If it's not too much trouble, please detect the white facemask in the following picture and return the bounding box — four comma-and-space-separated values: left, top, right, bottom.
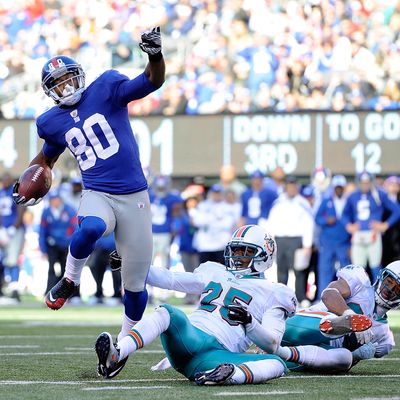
61, 83, 82, 106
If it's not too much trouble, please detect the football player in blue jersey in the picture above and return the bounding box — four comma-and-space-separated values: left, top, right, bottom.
13, 27, 165, 342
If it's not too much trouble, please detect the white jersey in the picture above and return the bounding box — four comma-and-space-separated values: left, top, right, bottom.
188, 262, 297, 353
312, 265, 395, 355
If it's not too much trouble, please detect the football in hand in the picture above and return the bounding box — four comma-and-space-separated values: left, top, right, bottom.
18, 164, 52, 201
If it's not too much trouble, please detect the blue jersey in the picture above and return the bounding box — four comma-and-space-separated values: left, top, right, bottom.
172, 212, 197, 253
150, 192, 183, 234
342, 189, 400, 231
315, 196, 350, 245
39, 204, 77, 252
0, 185, 18, 228
241, 187, 277, 224
37, 70, 157, 194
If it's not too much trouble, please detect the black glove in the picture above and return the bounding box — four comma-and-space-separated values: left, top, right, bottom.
139, 26, 162, 60
109, 250, 122, 272
12, 181, 42, 206
227, 303, 252, 325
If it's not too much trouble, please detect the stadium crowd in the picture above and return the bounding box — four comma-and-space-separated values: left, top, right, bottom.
1, 165, 399, 307
1, 0, 400, 118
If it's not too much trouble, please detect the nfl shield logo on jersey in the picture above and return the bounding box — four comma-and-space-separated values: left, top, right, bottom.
70, 110, 80, 122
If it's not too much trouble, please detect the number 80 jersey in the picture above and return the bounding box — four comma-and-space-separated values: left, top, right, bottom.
36, 70, 157, 194
189, 262, 297, 354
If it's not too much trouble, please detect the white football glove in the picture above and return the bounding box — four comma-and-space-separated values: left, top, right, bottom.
139, 27, 162, 56
355, 327, 374, 345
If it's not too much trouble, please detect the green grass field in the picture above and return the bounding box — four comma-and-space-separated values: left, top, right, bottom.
0, 302, 399, 400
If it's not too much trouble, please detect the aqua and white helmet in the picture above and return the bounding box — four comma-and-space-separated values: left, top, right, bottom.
374, 260, 400, 310
224, 225, 276, 276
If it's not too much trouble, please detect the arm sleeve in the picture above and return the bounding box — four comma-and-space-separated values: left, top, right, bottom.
336, 266, 369, 297
36, 119, 66, 158
146, 265, 205, 294
245, 308, 286, 354
113, 72, 157, 107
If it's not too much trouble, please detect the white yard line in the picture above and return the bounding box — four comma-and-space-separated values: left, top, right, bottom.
1, 375, 400, 386
0, 350, 165, 356
0, 352, 92, 356
215, 391, 304, 396
82, 386, 172, 391
0, 345, 39, 348
0, 379, 186, 386
283, 375, 400, 379
0, 335, 94, 339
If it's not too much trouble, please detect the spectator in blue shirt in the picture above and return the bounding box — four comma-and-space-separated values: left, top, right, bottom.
240, 170, 278, 226
342, 171, 400, 282
149, 175, 183, 269
39, 190, 78, 295
171, 196, 199, 305
315, 175, 351, 298
0, 172, 25, 302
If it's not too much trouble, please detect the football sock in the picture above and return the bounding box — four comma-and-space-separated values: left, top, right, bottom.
118, 307, 170, 360
228, 360, 285, 384
64, 252, 88, 285
66, 216, 106, 285
117, 315, 136, 343
279, 345, 352, 371
117, 289, 148, 341
123, 289, 148, 321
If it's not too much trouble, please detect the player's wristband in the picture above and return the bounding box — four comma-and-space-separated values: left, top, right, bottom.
149, 52, 163, 62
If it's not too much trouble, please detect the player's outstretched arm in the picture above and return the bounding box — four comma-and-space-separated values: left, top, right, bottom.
140, 26, 165, 88
147, 265, 205, 294
321, 279, 352, 315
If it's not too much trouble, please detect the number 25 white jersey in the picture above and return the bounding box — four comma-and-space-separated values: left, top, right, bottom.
188, 262, 297, 353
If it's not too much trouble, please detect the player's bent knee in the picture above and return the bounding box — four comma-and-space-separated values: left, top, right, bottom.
79, 216, 107, 240
154, 306, 171, 329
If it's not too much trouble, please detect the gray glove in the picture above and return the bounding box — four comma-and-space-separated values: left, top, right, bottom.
139, 27, 162, 56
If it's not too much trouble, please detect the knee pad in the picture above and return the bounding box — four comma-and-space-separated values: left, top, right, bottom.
70, 216, 107, 259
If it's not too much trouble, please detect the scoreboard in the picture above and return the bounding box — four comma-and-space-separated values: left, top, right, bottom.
0, 110, 399, 177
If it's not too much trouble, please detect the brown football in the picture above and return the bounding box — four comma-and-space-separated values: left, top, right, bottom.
18, 164, 52, 200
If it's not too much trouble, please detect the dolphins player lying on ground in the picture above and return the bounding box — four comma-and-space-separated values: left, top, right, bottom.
273, 262, 399, 372
96, 225, 298, 385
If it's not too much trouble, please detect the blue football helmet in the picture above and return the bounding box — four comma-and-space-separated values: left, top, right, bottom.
224, 225, 276, 276
41, 56, 85, 106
